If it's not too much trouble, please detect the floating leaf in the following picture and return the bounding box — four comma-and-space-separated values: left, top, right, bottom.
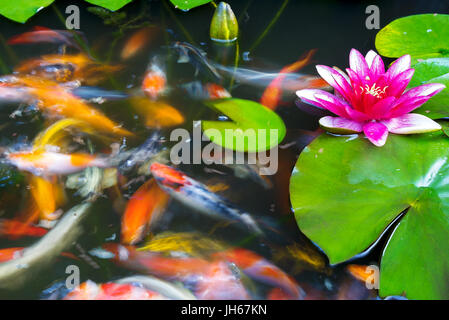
0, 0, 55, 23
84, 0, 133, 11
202, 98, 286, 152
376, 14, 449, 59
290, 132, 449, 299
169, 0, 212, 11
407, 58, 449, 119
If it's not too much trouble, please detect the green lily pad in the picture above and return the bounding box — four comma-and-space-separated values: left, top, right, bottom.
375, 14, 449, 59
84, 0, 133, 11
169, 0, 212, 11
0, 0, 54, 23
202, 98, 286, 152
290, 132, 449, 299
403, 57, 449, 119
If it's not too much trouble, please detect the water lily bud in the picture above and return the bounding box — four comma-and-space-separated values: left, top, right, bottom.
210, 2, 238, 43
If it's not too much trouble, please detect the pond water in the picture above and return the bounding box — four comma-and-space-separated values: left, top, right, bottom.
0, 0, 447, 300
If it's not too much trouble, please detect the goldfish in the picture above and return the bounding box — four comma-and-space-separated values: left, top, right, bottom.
130, 97, 184, 128
150, 163, 263, 235
121, 27, 155, 60
121, 178, 169, 245
195, 261, 250, 300
64, 280, 167, 300
0, 219, 48, 239
212, 248, 305, 300
7, 150, 109, 176
142, 64, 167, 99
16, 76, 132, 136
8, 26, 81, 49
260, 50, 316, 110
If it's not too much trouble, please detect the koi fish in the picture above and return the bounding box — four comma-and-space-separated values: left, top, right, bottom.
121, 27, 155, 60
267, 288, 297, 300
15, 53, 121, 84
64, 280, 167, 300
7, 150, 109, 176
0, 219, 48, 239
195, 261, 250, 300
121, 178, 169, 245
16, 76, 132, 136
213, 63, 328, 92
0, 247, 23, 263
130, 97, 184, 128
347, 264, 376, 284
150, 162, 263, 235
8, 26, 81, 49
260, 50, 316, 109
30, 176, 65, 220
142, 64, 167, 99
212, 248, 305, 299
102, 243, 210, 281
181, 81, 231, 100
171, 42, 221, 80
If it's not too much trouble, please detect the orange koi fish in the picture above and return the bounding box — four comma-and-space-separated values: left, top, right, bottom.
121, 178, 169, 245
260, 50, 316, 110
130, 97, 184, 128
121, 27, 155, 60
195, 261, 250, 300
64, 280, 166, 300
102, 243, 210, 280
17, 77, 132, 136
205, 83, 231, 99
212, 248, 304, 299
30, 176, 65, 221
0, 219, 48, 239
347, 264, 375, 283
0, 247, 23, 263
142, 65, 166, 99
8, 26, 81, 49
7, 150, 109, 176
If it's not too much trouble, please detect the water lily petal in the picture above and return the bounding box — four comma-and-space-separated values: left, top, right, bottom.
387, 69, 415, 97
388, 83, 446, 117
386, 54, 411, 79
316, 65, 353, 103
365, 50, 385, 77
344, 106, 370, 122
349, 49, 370, 80
296, 89, 349, 118
382, 113, 441, 134
319, 116, 363, 134
363, 121, 389, 147
369, 96, 396, 119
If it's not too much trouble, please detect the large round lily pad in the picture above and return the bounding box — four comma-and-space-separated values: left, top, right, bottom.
289, 132, 449, 299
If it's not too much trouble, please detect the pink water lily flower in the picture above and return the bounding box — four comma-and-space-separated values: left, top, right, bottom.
296, 49, 446, 146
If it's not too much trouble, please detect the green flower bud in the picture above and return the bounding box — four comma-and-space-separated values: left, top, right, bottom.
210, 2, 238, 43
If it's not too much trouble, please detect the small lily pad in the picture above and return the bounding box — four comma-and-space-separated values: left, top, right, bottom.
169, 0, 212, 11
84, 0, 133, 11
290, 132, 449, 299
0, 0, 55, 23
202, 98, 286, 152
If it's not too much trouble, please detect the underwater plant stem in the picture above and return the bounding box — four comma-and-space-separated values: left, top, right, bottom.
248, 0, 289, 53
0, 33, 18, 66
162, 0, 197, 46
228, 40, 240, 90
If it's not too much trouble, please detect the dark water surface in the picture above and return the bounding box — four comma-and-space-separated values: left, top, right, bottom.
0, 0, 447, 299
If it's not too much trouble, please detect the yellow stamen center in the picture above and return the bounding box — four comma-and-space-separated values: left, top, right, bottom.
360, 83, 388, 98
